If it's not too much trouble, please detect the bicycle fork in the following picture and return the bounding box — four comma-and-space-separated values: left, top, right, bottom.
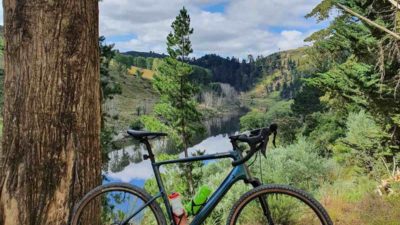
248, 179, 275, 225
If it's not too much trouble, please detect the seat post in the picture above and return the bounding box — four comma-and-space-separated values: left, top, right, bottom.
140, 138, 155, 163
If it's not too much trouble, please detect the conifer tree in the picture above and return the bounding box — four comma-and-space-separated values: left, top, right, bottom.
150, 7, 203, 194
306, 0, 400, 169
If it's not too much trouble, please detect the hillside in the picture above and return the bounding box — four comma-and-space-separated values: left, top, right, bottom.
108, 47, 310, 133
241, 47, 309, 111
103, 60, 158, 132
123, 50, 167, 59
127, 66, 155, 80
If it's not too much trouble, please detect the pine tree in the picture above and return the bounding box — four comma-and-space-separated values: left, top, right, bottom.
167, 7, 193, 61
147, 7, 203, 194
306, 0, 400, 170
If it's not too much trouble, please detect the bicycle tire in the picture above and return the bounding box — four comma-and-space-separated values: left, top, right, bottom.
70, 182, 167, 225
227, 184, 333, 225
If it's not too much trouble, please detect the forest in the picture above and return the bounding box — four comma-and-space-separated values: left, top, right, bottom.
0, 0, 400, 225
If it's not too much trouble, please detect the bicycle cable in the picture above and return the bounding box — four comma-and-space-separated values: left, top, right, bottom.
247, 151, 264, 183
259, 151, 263, 183
247, 150, 258, 167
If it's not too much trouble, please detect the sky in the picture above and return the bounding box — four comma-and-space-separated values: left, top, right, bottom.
99, 0, 328, 58
0, 0, 329, 59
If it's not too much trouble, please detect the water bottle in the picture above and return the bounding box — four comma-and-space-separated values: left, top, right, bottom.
168, 192, 187, 225
185, 185, 212, 216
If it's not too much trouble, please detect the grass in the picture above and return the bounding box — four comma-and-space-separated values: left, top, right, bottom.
316, 173, 400, 225
127, 66, 155, 80
104, 68, 158, 131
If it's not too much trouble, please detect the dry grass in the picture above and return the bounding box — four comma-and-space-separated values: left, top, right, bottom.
319, 179, 400, 225
127, 66, 155, 80
104, 72, 158, 131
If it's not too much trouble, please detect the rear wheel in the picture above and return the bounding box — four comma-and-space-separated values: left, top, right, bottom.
71, 183, 166, 225
227, 185, 332, 225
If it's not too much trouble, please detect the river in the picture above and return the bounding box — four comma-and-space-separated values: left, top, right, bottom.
103, 113, 243, 186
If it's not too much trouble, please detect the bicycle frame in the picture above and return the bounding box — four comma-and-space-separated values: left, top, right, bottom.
121, 150, 255, 225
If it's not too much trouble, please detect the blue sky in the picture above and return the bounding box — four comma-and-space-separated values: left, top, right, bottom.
201, 2, 227, 13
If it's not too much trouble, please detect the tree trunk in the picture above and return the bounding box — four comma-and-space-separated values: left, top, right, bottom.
0, 1, 101, 225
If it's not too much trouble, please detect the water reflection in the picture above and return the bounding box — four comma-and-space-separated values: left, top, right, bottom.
105, 112, 244, 182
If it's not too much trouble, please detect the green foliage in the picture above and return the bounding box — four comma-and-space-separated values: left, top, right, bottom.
305, 0, 335, 21
139, 9, 204, 195
100, 36, 122, 100
306, 0, 400, 159
144, 151, 206, 206
167, 7, 193, 60
145, 7, 203, 162
239, 111, 265, 130
303, 111, 346, 156
333, 110, 390, 175
113, 53, 133, 67
99, 37, 123, 168
192, 54, 262, 91
240, 100, 292, 131
291, 84, 324, 117
139, 115, 180, 144
240, 99, 298, 144
151, 58, 203, 149
189, 65, 212, 86
308, 57, 380, 108
259, 138, 336, 192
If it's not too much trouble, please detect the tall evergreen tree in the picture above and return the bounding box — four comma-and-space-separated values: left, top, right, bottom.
148, 7, 203, 194
306, 0, 400, 169
167, 7, 193, 61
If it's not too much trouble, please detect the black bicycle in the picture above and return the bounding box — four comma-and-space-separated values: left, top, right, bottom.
71, 124, 333, 225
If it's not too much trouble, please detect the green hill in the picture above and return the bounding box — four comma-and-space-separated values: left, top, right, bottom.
242, 47, 309, 112
123, 50, 167, 59
103, 60, 158, 132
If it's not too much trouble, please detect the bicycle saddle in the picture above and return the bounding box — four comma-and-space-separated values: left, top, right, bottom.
127, 130, 168, 140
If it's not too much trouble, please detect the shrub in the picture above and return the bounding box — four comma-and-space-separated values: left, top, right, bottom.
257, 138, 336, 192
333, 110, 389, 175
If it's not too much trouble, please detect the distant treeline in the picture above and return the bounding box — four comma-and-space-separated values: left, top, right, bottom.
116, 50, 303, 92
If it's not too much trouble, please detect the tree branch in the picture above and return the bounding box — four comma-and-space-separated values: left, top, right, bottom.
336, 3, 400, 40
388, 0, 400, 10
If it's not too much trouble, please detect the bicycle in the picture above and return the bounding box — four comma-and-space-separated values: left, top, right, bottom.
71, 124, 333, 225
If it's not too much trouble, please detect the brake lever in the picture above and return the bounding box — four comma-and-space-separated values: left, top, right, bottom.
260, 138, 268, 157
260, 124, 278, 157
270, 123, 278, 148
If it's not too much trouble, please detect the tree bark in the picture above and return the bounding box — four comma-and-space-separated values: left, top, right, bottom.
0, 1, 101, 225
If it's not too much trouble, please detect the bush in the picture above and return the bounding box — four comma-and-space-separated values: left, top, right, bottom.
333, 110, 389, 175
303, 111, 346, 157
240, 100, 293, 130
240, 110, 265, 130
258, 138, 336, 192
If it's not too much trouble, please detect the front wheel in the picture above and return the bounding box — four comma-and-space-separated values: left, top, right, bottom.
227, 184, 333, 225
70, 183, 166, 225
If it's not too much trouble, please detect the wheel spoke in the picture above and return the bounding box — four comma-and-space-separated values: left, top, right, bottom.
71, 185, 164, 225
229, 186, 332, 225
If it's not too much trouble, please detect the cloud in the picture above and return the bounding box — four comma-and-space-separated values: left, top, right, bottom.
0, 6, 3, 25
99, 0, 325, 58
277, 30, 309, 51
0, 1, 325, 58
